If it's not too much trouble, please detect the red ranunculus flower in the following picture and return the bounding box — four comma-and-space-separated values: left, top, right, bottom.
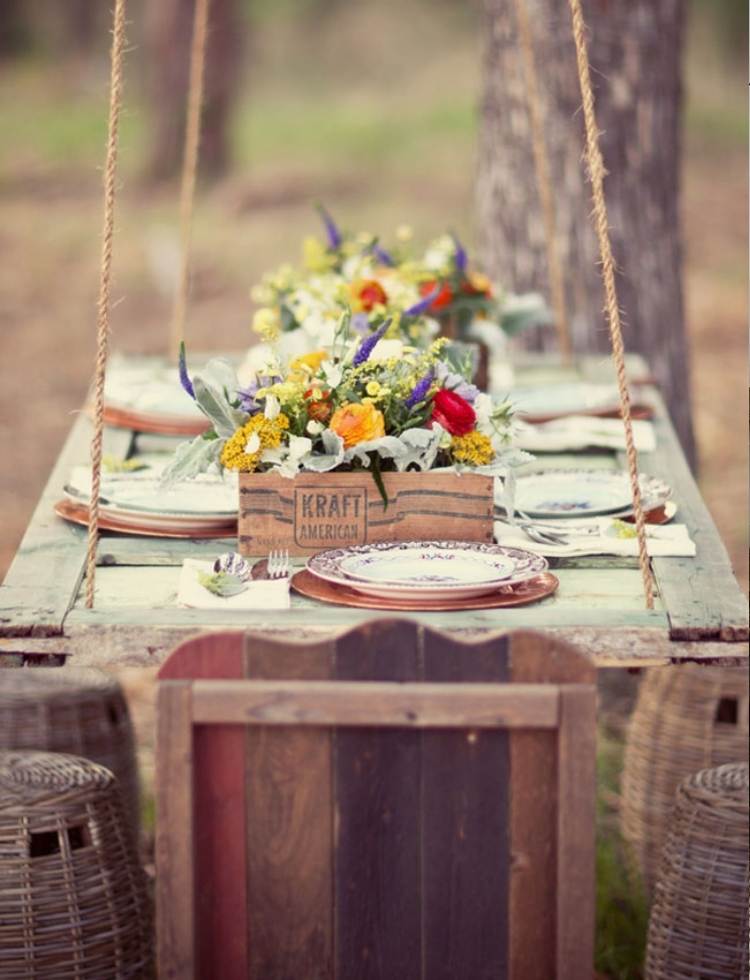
420, 279, 454, 312
351, 279, 388, 312
431, 388, 476, 436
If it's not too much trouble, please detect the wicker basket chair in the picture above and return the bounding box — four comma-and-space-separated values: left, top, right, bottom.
621, 664, 749, 894
646, 763, 749, 980
0, 750, 153, 979
0, 667, 140, 832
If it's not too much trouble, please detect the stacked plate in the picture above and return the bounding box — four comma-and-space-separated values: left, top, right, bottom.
503, 383, 652, 424
56, 465, 237, 538
102, 356, 210, 436
510, 469, 672, 520
304, 540, 550, 605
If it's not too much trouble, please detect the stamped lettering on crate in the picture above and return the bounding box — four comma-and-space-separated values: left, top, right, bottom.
294, 486, 368, 546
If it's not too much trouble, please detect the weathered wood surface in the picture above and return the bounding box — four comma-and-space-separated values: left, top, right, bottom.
0, 354, 746, 667
626, 389, 748, 642
154, 624, 598, 979
0, 417, 133, 637
239, 471, 493, 556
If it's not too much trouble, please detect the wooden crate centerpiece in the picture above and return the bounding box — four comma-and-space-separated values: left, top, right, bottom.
238, 470, 494, 557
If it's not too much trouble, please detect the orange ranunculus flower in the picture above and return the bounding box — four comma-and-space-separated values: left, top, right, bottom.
289, 350, 327, 380
329, 402, 385, 448
350, 278, 388, 313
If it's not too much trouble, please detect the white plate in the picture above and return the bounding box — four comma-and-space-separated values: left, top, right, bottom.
65, 465, 238, 519
308, 541, 548, 600
509, 383, 620, 418
514, 470, 635, 518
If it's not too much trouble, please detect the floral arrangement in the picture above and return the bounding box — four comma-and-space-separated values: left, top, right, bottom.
244, 207, 547, 377
167, 319, 528, 502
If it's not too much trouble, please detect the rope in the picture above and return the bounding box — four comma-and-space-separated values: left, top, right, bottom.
511, 0, 572, 359
169, 0, 211, 361
85, 0, 127, 609
567, 0, 655, 608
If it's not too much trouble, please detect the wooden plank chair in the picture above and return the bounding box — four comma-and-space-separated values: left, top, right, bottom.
155, 621, 597, 980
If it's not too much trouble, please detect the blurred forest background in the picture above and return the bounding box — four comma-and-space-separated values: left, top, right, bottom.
0, 0, 746, 592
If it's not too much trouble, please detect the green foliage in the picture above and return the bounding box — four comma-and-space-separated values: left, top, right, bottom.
595, 726, 649, 980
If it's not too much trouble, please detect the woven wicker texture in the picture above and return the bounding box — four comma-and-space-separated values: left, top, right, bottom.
0, 751, 153, 979
621, 665, 749, 894
646, 763, 749, 979
0, 667, 140, 832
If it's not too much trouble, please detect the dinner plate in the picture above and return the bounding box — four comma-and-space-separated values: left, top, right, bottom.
307, 541, 548, 600
510, 383, 620, 417
64, 466, 238, 520
514, 470, 636, 518
54, 499, 237, 539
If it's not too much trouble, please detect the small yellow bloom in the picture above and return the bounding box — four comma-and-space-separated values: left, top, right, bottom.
329, 402, 385, 448
252, 307, 281, 342
365, 381, 382, 397
450, 431, 494, 466
220, 414, 290, 472
302, 236, 336, 272
289, 350, 327, 381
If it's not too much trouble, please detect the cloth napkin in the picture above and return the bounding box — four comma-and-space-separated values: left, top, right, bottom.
494, 519, 696, 559
514, 417, 656, 454
177, 559, 291, 610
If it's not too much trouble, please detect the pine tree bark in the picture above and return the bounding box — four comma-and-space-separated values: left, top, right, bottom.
477, 0, 695, 464
144, 0, 243, 182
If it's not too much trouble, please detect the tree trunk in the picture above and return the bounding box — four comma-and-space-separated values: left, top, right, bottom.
144, 0, 244, 182
477, 0, 695, 464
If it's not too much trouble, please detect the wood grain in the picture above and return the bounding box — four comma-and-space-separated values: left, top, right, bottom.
421, 629, 512, 980
155, 679, 195, 980
625, 389, 749, 641
556, 685, 597, 980
244, 634, 335, 980
507, 631, 596, 980
158, 632, 249, 980
0, 416, 133, 637
239, 471, 493, 556
333, 619, 422, 980
190, 678, 560, 728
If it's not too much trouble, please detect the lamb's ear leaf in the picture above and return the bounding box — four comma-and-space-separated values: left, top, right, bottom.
161, 435, 224, 485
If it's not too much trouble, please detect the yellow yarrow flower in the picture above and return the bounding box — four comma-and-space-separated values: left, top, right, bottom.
302, 236, 336, 272
220, 414, 290, 472
450, 431, 494, 466
252, 307, 281, 342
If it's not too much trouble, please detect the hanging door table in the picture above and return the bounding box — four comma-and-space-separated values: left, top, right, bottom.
0, 353, 746, 670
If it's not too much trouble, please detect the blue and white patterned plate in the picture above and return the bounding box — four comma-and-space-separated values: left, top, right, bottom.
515, 469, 636, 518
307, 541, 548, 600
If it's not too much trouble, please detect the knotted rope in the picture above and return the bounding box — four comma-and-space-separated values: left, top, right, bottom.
85, 0, 127, 609
511, 0, 571, 359
567, 0, 654, 608
169, 0, 211, 361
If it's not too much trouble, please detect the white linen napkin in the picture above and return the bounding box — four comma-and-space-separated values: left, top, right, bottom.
177, 559, 291, 610
494, 519, 696, 558
514, 417, 656, 454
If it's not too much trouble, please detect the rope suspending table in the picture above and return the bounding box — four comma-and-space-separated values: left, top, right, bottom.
0, 353, 745, 671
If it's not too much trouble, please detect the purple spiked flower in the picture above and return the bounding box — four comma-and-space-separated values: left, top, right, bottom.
367, 240, 395, 267
404, 285, 440, 318
352, 319, 391, 367
178, 341, 195, 400
451, 232, 468, 273
315, 203, 342, 250
405, 370, 434, 409
237, 374, 280, 415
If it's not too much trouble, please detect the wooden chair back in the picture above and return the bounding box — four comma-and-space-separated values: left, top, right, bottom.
156, 620, 596, 980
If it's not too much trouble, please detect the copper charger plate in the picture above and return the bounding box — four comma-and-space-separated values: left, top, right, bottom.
100, 404, 209, 437
292, 568, 559, 611
54, 499, 236, 540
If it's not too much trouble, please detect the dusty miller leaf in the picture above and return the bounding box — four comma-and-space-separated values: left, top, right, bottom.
197, 571, 247, 598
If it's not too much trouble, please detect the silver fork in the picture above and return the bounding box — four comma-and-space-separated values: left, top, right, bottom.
267, 548, 290, 580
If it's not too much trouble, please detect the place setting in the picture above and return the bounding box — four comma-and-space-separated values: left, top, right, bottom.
493, 468, 695, 559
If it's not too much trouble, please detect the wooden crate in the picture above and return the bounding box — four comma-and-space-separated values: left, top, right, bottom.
238, 470, 494, 556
